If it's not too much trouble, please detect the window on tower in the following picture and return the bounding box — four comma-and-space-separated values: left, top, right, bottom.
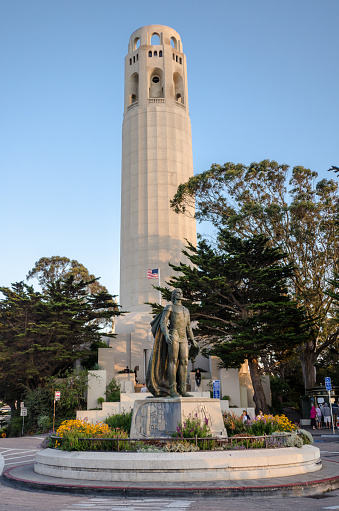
159, 50, 162, 57
148, 51, 152, 57
154, 51, 157, 57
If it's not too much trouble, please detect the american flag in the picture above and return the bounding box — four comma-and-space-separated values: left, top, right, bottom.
147, 268, 159, 280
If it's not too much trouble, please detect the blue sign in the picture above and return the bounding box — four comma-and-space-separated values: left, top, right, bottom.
213, 380, 220, 399
325, 377, 332, 391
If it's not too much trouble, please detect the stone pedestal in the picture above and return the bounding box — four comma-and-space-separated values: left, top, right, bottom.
130, 397, 227, 439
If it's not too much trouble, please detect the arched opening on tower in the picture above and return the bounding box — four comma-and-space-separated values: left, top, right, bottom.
170, 37, 177, 49
133, 37, 140, 50
129, 72, 139, 104
149, 68, 164, 99
173, 72, 184, 104
151, 33, 160, 45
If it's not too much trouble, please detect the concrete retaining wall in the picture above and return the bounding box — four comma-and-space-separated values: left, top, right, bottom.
35, 446, 321, 483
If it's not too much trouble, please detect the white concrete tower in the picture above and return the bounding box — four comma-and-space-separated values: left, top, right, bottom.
120, 25, 196, 313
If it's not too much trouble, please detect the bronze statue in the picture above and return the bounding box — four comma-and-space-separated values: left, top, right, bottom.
146, 288, 199, 398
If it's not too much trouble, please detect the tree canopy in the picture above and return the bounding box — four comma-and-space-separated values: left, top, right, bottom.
27, 256, 118, 330
0, 276, 120, 407
171, 160, 339, 389
153, 232, 308, 413
27, 256, 107, 295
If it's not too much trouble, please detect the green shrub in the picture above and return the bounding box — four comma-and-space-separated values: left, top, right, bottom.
23, 388, 53, 432
171, 414, 212, 449
8, 416, 24, 437
105, 378, 121, 402
105, 410, 132, 434
37, 415, 52, 432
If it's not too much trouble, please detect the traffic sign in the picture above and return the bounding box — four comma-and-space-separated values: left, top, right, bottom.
213, 380, 220, 399
55, 391, 61, 401
325, 377, 332, 391
20, 408, 27, 417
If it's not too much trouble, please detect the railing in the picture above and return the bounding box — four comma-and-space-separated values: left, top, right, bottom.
148, 98, 165, 104
50, 433, 292, 452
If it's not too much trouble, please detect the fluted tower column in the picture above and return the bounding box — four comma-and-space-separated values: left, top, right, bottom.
120, 25, 196, 312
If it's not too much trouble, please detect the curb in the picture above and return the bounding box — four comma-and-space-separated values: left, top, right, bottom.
3, 464, 339, 498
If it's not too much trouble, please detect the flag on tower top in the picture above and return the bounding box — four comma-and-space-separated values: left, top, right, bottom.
147, 269, 159, 280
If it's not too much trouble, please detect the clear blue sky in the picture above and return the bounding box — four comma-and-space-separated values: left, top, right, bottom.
1, 0, 338, 298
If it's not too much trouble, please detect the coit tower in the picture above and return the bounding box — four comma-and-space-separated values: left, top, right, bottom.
120, 25, 196, 313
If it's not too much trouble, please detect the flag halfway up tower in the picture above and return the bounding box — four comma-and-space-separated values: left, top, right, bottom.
120, 25, 197, 313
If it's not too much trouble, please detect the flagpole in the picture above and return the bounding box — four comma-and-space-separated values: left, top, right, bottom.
158, 268, 161, 306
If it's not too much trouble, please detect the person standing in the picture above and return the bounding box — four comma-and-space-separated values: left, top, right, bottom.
316, 405, 322, 429
322, 402, 332, 429
195, 368, 201, 388
331, 401, 339, 428
310, 405, 317, 430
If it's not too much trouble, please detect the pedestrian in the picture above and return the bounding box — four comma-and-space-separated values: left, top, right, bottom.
140, 383, 148, 393
322, 402, 332, 429
331, 402, 339, 428
316, 405, 322, 429
242, 410, 250, 423
195, 368, 201, 388
310, 405, 317, 430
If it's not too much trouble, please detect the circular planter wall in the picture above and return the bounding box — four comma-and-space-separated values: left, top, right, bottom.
35, 446, 321, 483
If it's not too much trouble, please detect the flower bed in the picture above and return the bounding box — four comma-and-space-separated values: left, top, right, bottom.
223, 411, 297, 436
43, 417, 313, 452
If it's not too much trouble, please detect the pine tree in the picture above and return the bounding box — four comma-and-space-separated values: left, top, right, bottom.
154, 233, 309, 413
0, 276, 121, 406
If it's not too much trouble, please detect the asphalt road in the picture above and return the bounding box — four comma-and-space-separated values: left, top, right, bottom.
1, 436, 339, 511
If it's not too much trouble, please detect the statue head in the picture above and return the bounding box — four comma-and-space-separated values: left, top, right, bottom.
171, 288, 183, 303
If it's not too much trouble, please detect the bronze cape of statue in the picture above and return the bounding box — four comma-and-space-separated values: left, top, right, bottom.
146, 289, 199, 398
